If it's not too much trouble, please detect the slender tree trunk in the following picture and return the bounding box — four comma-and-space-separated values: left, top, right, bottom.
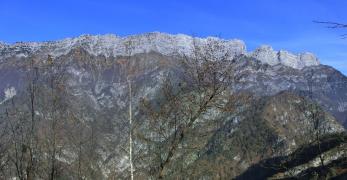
317, 133, 325, 167
128, 78, 134, 180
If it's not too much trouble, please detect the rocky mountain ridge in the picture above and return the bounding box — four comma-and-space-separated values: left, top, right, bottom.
0, 33, 346, 127
0, 32, 319, 69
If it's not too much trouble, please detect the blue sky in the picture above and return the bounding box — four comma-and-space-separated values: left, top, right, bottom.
0, 0, 346, 75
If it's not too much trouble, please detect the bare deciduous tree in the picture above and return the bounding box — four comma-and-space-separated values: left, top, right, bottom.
4, 57, 41, 180
124, 39, 136, 180
314, 21, 347, 39
138, 38, 235, 178
39, 55, 68, 180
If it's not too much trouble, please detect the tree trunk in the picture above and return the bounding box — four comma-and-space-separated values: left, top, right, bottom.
128, 79, 134, 180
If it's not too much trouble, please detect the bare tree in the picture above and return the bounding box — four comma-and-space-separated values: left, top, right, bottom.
65, 109, 99, 180
4, 57, 41, 180
314, 21, 347, 39
138, 38, 235, 178
124, 39, 136, 180
301, 69, 327, 166
0, 110, 10, 179
38, 55, 68, 180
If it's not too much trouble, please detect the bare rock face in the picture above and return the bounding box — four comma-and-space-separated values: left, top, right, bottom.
300, 52, 320, 67
251, 45, 279, 65
250, 45, 320, 69
1, 33, 321, 70
278, 50, 302, 69
0, 32, 247, 60
279, 51, 320, 69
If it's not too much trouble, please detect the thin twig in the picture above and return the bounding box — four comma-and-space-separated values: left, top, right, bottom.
313, 21, 347, 28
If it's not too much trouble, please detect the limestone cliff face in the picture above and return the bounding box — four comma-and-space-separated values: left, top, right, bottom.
300, 52, 320, 67
0, 33, 246, 61
251, 45, 279, 66
0, 33, 320, 70
250, 45, 320, 69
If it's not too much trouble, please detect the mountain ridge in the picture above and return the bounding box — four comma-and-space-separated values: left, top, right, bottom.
0, 32, 320, 70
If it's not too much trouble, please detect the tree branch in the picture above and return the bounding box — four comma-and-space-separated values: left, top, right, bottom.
313, 21, 347, 28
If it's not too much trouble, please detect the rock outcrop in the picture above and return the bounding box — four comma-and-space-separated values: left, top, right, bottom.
250, 45, 320, 69
251, 45, 279, 65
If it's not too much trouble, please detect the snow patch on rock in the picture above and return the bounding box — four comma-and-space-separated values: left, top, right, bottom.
0, 87, 16, 104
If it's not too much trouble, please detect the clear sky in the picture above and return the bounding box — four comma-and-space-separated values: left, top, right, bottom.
0, 0, 346, 75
